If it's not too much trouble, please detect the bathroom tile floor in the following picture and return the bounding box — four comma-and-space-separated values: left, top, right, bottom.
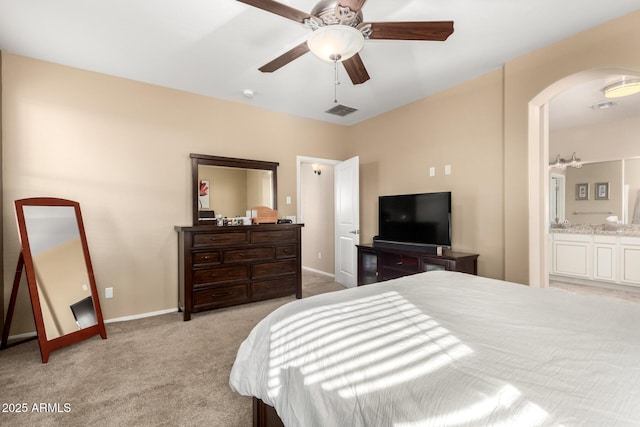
550, 280, 640, 304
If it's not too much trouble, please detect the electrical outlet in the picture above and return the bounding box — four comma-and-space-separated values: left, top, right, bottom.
105, 287, 114, 299
318, 252, 322, 259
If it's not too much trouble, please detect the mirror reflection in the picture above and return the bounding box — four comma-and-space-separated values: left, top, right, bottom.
549, 158, 640, 225
191, 154, 279, 225
23, 206, 97, 340
198, 165, 274, 218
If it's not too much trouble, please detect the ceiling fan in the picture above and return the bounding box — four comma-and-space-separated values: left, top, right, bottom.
237, 0, 454, 85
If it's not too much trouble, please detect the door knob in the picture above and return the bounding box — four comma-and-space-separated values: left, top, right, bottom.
349, 230, 360, 234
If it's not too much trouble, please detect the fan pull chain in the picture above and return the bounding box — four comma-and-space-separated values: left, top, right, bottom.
333, 58, 340, 103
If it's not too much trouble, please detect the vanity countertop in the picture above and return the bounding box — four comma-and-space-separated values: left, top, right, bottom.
549, 223, 640, 237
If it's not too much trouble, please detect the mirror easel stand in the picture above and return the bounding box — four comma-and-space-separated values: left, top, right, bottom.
1, 198, 108, 363
1, 253, 37, 349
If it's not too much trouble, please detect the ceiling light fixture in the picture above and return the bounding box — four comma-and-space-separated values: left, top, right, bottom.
602, 78, 640, 98
550, 152, 582, 169
307, 25, 364, 62
590, 101, 616, 110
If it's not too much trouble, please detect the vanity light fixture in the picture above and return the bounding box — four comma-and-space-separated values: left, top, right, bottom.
550, 152, 581, 169
603, 78, 640, 98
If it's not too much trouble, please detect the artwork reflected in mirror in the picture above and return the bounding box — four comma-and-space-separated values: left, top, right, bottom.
2, 198, 107, 363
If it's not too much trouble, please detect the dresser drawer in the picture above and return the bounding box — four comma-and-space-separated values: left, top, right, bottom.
193, 265, 249, 286
193, 284, 249, 307
223, 246, 274, 263
193, 251, 221, 266
251, 229, 297, 244
193, 231, 248, 247
252, 276, 296, 300
276, 244, 297, 259
252, 259, 297, 279
380, 253, 419, 272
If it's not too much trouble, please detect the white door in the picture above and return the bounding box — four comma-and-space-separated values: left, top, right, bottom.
334, 156, 360, 287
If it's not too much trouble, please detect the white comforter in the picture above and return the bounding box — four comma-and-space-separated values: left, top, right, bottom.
229, 271, 640, 426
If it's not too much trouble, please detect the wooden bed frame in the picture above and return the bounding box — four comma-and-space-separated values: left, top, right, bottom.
253, 397, 284, 427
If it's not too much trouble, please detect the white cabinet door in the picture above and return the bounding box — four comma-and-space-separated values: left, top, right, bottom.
593, 235, 617, 282
620, 240, 640, 286
593, 244, 617, 281
553, 240, 590, 278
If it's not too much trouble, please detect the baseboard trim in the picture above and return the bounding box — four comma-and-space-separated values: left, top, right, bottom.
5, 308, 179, 341
105, 307, 179, 324
302, 266, 335, 278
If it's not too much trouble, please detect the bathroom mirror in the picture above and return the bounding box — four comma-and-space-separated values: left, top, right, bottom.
549, 158, 640, 225
191, 154, 279, 225
4, 198, 107, 363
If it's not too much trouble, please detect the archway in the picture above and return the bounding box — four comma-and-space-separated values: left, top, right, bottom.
528, 67, 640, 288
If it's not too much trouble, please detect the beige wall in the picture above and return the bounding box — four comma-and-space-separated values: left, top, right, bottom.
346, 70, 505, 280
300, 162, 335, 274
2, 53, 349, 334
4, 9, 640, 334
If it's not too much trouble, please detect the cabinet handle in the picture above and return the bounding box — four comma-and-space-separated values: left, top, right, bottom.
203, 256, 210, 261
211, 291, 232, 297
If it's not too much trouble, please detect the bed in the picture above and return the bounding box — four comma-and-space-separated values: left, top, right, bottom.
229, 271, 640, 426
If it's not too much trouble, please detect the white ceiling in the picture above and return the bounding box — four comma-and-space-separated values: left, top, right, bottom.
1, 0, 640, 126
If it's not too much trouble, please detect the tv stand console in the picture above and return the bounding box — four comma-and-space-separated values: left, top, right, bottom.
357, 243, 478, 286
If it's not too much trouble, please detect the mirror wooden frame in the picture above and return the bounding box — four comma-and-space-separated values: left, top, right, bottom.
191, 153, 279, 226
1, 198, 107, 363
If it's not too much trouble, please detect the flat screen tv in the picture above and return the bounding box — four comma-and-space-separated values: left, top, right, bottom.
377, 192, 451, 249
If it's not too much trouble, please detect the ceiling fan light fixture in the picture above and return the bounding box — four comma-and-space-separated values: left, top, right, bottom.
307, 25, 364, 62
603, 78, 640, 98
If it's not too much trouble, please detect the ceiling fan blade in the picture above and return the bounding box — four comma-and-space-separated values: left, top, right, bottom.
342, 53, 370, 85
360, 21, 454, 41
338, 0, 368, 13
258, 42, 310, 73
237, 0, 311, 23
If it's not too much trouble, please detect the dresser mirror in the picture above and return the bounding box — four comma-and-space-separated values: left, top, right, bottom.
191, 154, 279, 225
2, 198, 107, 363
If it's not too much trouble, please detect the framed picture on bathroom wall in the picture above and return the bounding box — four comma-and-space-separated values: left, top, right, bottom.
575, 183, 589, 200
595, 182, 609, 200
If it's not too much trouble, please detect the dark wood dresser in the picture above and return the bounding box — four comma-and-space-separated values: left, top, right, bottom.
175, 223, 303, 320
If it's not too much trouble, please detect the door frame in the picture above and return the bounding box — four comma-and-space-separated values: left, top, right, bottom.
528, 67, 640, 288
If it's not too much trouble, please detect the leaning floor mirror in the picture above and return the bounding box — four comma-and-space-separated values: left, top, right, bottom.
2, 198, 107, 363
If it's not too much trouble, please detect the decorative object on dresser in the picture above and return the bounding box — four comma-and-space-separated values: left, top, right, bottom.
357, 243, 478, 286
175, 223, 302, 321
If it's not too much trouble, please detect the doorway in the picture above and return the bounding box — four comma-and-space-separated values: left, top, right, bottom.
297, 156, 360, 287
528, 67, 640, 288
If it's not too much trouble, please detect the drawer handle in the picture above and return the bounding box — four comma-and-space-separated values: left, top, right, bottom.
282, 249, 290, 254
211, 291, 232, 297
203, 256, 211, 261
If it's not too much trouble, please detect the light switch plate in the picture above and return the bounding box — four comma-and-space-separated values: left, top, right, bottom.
445, 164, 452, 175
429, 166, 435, 177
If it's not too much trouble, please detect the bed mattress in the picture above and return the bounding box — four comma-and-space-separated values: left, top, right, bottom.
230, 271, 640, 426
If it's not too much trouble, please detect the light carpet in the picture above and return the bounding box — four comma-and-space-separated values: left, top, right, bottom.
0, 271, 344, 427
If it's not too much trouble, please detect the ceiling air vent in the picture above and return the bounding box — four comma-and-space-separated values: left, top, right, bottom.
325, 104, 358, 117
